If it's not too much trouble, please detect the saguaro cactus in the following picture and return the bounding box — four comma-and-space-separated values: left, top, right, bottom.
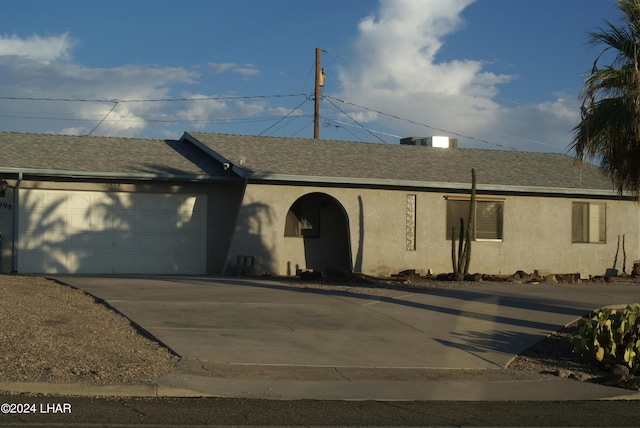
451, 168, 476, 280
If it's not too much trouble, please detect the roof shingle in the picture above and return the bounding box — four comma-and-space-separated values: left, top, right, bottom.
185, 132, 615, 194
0, 132, 227, 179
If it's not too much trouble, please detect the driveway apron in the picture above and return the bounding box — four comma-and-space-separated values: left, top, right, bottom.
53, 276, 640, 370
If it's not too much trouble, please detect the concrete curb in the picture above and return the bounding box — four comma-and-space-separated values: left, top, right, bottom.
2, 377, 640, 401
0, 381, 214, 398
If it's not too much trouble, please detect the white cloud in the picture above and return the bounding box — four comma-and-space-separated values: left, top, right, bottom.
0, 33, 275, 137
175, 94, 236, 128
209, 62, 260, 77
234, 66, 260, 77
491, 95, 580, 152
175, 93, 295, 130
0, 33, 74, 62
339, 109, 379, 124
209, 62, 237, 73
0, 35, 199, 137
335, 0, 575, 152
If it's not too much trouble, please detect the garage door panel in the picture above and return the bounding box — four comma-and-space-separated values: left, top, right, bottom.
136, 214, 161, 232
43, 192, 67, 210
24, 211, 65, 231
19, 251, 45, 272
64, 251, 86, 273
92, 234, 114, 250
77, 211, 133, 231
21, 250, 67, 273
136, 235, 159, 251
22, 191, 45, 210
112, 233, 135, 250
43, 231, 69, 249
108, 213, 136, 230
173, 255, 203, 272
158, 234, 202, 252
68, 193, 92, 210
179, 213, 206, 230
19, 231, 44, 250
113, 253, 142, 273
90, 253, 114, 273
136, 254, 171, 273
19, 189, 207, 274
68, 233, 92, 249
137, 194, 161, 211
68, 212, 93, 230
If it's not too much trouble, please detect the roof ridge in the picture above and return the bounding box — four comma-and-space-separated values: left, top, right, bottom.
186, 131, 575, 157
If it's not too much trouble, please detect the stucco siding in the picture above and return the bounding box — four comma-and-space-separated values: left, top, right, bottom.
227, 183, 640, 277
416, 194, 639, 277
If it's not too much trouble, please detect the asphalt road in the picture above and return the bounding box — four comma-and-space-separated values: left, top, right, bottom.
0, 395, 639, 427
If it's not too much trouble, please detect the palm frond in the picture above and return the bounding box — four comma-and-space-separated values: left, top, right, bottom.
571, 0, 640, 198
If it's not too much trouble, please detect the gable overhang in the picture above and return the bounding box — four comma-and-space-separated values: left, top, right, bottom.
243, 172, 624, 199
181, 132, 247, 179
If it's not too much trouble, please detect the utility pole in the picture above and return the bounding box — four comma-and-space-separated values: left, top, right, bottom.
314, 47, 324, 139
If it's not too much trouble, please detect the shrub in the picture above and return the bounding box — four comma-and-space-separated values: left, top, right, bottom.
571, 304, 640, 373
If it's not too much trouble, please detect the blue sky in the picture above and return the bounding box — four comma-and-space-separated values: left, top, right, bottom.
0, 0, 621, 152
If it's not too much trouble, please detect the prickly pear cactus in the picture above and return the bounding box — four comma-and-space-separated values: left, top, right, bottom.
571, 304, 640, 373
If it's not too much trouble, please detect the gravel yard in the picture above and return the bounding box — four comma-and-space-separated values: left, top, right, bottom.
0, 275, 178, 384
0, 274, 631, 388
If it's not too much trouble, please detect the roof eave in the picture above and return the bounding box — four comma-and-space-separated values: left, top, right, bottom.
244, 172, 623, 198
0, 167, 238, 182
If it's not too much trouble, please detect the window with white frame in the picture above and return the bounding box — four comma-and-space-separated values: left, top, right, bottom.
572, 201, 606, 243
446, 198, 504, 241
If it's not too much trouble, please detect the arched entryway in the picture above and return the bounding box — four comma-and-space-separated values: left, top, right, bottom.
283, 192, 351, 275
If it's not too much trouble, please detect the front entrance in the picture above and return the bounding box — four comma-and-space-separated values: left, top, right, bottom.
283, 192, 350, 275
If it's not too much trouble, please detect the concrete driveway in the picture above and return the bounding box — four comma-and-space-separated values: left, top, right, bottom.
53, 276, 640, 371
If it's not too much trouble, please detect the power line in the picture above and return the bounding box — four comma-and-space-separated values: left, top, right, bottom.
259, 96, 311, 136
329, 119, 402, 139
323, 95, 519, 151
324, 117, 366, 142
0, 111, 308, 125
324, 96, 387, 144
289, 120, 314, 137
0, 93, 308, 103
87, 101, 118, 136
0, 88, 557, 150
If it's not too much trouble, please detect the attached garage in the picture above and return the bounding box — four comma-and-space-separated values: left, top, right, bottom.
0, 132, 244, 275
17, 189, 208, 274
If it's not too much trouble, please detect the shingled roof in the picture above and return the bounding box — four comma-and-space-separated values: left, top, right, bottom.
0, 132, 228, 180
184, 132, 617, 196
0, 131, 620, 196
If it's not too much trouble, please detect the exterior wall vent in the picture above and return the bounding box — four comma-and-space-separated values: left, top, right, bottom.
400, 136, 458, 148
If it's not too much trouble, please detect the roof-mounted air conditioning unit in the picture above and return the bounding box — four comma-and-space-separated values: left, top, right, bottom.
400, 136, 458, 148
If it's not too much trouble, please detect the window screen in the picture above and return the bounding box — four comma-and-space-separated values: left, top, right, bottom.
572, 202, 605, 243
446, 199, 504, 240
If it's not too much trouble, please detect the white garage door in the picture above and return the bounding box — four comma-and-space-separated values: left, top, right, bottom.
18, 189, 207, 274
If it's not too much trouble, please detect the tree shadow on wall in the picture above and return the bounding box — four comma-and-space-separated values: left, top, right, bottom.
17, 189, 68, 273
354, 195, 364, 273
17, 179, 210, 275
226, 201, 276, 276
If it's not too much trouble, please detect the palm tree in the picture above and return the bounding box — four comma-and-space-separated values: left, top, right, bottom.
571, 0, 640, 198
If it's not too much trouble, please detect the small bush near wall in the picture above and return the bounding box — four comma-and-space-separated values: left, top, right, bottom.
572, 304, 640, 374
